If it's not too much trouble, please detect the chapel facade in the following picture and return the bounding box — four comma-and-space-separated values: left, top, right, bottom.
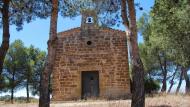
52, 10, 131, 101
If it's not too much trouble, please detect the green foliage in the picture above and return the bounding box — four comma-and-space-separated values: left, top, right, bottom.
1, 40, 46, 98
0, 75, 9, 92
138, 0, 190, 93
3, 40, 27, 93
65, 0, 121, 27
151, 0, 190, 67
145, 78, 160, 94
0, 0, 52, 30
139, 43, 159, 74
0, 0, 84, 31
27, 46, 46, 96
138, 14, 173, 82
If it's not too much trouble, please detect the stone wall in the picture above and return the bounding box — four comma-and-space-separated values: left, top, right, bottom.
52, 27, 131, 101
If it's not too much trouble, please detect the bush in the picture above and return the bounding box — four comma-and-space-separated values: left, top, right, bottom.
145, 78, 160, 94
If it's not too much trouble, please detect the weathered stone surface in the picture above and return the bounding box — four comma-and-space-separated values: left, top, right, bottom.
52, 10, 130, 101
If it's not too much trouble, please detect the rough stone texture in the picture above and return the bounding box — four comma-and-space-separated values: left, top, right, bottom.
52, 10, 130, 101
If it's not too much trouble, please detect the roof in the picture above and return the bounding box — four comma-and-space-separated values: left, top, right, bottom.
57, 27, 126, 37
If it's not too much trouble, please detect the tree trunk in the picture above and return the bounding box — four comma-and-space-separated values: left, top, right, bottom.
184, 69, 190, 94
0, 0, 10, 76
11, 86, 14, 104
161, 58, 167, 92
121, 0, 145, 107
161, 72, 167, 92
176, 68, 184, 94
157, 54, 167, 92
26, 77, 30, 103
11, 70, 15, 104
39, 0, 58, 107
168, 66, 178, 93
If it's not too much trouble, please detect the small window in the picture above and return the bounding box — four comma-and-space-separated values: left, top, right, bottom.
87, 41, 92, 45
86, 17, 94, 23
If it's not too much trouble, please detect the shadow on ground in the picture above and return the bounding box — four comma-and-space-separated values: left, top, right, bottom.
149, 105, 171, 107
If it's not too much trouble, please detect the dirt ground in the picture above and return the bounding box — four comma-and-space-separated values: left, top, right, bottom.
0, 95, 189, 107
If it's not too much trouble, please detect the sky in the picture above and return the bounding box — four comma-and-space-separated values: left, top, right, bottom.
0, 0, 155, 51
0, 0, 186, 97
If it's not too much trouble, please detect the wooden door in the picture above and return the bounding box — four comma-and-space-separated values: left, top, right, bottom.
82, 71, 99, 99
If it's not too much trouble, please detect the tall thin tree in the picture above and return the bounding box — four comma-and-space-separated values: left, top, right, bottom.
39, 0, 58, 107
121, 0, 145, 107
3, 40, 26, 104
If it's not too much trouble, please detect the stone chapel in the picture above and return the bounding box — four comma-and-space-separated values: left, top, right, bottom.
52, 10, 131, 101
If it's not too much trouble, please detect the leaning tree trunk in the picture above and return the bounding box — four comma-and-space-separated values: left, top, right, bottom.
184, 69, 190, 94
39, 0, 58, 107
158, 55, 167, 93
176, 68, 184, 94
121, 0, 145, 107
168, 66, 178, 93
0, 0, 10, 76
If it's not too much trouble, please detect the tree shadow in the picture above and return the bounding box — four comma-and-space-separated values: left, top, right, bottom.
149, 105, 171, 107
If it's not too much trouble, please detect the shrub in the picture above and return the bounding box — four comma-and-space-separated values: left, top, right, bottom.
145, 78, 160, 94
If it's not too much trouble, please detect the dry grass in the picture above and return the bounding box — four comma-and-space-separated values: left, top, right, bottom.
145, 94, 190, 107
0, 94, 189, 107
